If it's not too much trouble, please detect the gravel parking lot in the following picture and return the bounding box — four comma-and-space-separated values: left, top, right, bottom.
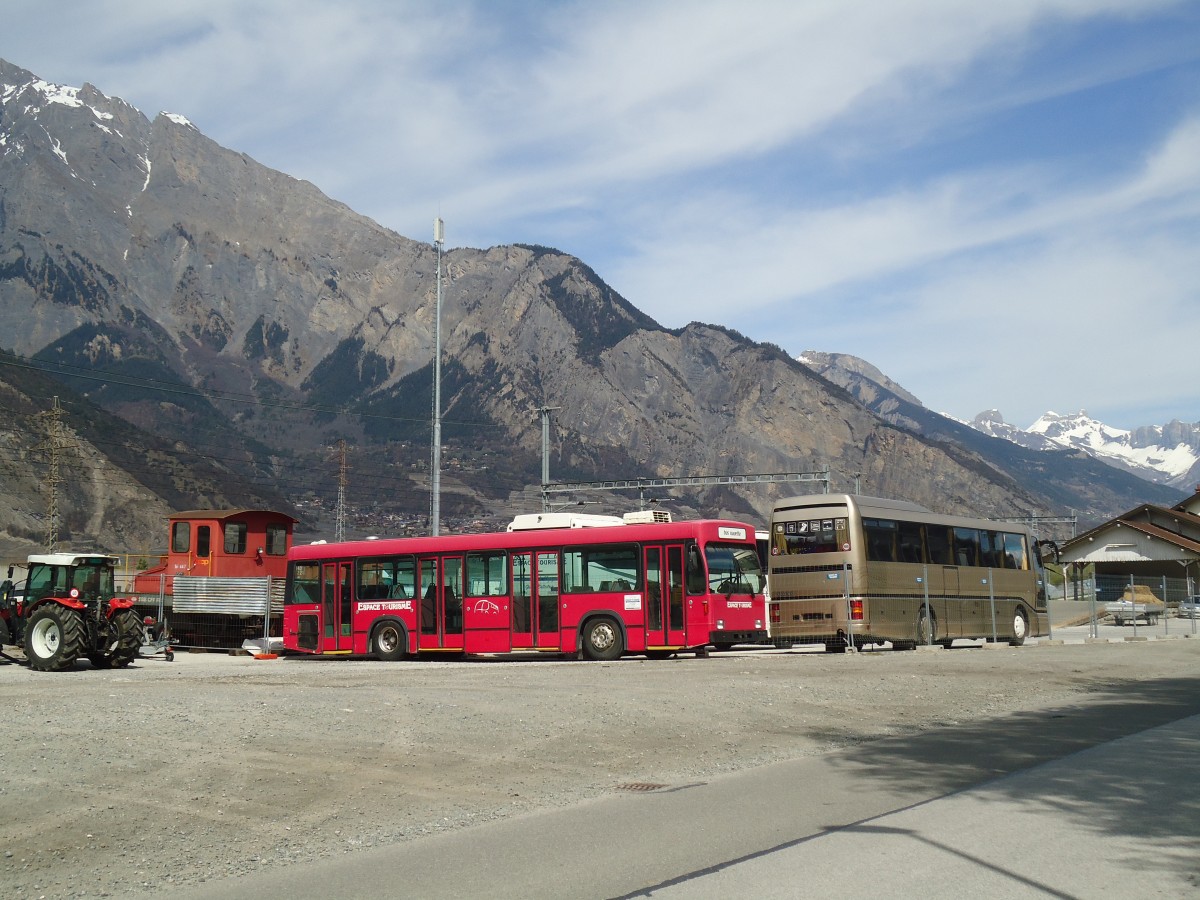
2, 636, 1198, 898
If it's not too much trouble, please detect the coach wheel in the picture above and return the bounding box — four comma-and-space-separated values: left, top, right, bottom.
371, 622, 407, 661
582, 617, 623, 661
916, 608, 937, 646
1009, 608, 1028, 647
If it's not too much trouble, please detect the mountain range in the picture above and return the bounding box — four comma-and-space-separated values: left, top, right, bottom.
795, 353, 1198, 490
969, 410, 1200, 489
0, 58, 1185, 558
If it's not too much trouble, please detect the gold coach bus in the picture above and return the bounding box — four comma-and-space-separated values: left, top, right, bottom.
767, 494, 1049, 652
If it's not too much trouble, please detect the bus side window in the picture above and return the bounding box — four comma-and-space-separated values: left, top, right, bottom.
925, 525, 952, 565
897, 521, 923, 563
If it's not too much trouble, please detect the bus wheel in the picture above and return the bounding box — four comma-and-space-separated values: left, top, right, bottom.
824, 638, 847, 653
582, 617, 623, 661
370, 622, 407, 661
1009, 608, 1028, 646
916, 608, 937, 646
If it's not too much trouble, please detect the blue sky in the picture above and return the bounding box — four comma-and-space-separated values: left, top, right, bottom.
5, 0, 1199, 430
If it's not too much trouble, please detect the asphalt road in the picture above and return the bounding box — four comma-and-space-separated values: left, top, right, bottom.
176, 654, 1200, 900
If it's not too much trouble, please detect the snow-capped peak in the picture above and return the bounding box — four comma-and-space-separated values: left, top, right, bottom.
972, 409, 1200, 488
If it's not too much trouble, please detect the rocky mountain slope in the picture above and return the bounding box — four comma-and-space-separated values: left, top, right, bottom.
0, 59, 1178, 556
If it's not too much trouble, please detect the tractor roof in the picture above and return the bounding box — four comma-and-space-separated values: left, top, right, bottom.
26, 554, 121, 567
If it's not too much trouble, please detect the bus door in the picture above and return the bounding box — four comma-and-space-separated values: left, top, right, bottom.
511, 552, 534, 649
508, 552, 561, 650
643, 544, 686, 648
417, 556, 464, 650
535, 552, 561, 649
321, 561, 354, 652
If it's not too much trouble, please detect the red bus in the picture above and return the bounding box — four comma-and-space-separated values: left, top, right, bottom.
282, 513, 767, 660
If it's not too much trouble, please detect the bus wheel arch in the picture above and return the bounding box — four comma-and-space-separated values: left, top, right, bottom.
1009, 606, 1029, 646
370, 618, 410, 661
580, 615, 625, 661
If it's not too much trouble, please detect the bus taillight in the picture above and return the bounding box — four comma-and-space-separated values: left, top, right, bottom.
770, 606, 780, 624
850, 599, 864, 620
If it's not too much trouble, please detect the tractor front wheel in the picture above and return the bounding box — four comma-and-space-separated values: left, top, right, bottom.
25, 605, 86, 672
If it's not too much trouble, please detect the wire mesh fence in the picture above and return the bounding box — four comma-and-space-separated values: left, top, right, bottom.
129, 575, 284, 652
1050, 572, 1198, 640
768, 562, 1045, 650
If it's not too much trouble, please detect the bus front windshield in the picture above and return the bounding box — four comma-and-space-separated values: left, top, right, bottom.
704, 543, 765, 595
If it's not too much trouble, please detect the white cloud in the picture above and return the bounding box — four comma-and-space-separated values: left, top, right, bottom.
3, 0, 1197, 429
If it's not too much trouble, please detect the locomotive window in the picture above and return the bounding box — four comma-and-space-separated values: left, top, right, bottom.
171, 522, 190, 554
265, 524, 288, 556
224, 522, 248, 555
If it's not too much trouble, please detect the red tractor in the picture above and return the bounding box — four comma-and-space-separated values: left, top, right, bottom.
1, 554, 142, 671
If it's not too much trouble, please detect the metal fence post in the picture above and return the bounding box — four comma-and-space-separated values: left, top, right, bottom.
923, 564, 932, 646
988, 568, 997, 643
1130, 574, 1137, 638
843, 562, 853, 652
1089, 564, 1098, 639
263, 575, 273, 644
1162, 575, 1169, 636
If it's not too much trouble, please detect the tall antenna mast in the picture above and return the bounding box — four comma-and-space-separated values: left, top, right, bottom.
33, 396, 69, 552
334, 439, 348, 542
430, 216, 445, 536
537, 406, 561, 512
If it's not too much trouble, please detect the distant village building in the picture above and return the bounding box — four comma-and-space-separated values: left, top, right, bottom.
1057, 487, 1200, 603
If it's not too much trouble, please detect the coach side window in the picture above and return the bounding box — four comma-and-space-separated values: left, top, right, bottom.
925, 525, 952, 565
864, 519, 898, 562
1002, 533, 1029, 570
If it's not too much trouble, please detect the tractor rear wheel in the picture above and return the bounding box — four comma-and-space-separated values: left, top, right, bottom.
25, 605, 86, 672
89, 608, 142, 668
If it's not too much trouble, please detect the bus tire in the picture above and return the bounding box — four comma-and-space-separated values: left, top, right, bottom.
916, 608, 937, 646
581, 617, 623, 661
1009, 608, 1029, 646
370, 621, 408, 661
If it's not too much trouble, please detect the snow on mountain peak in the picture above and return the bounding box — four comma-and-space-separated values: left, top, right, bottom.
973, 409, 1200, 487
